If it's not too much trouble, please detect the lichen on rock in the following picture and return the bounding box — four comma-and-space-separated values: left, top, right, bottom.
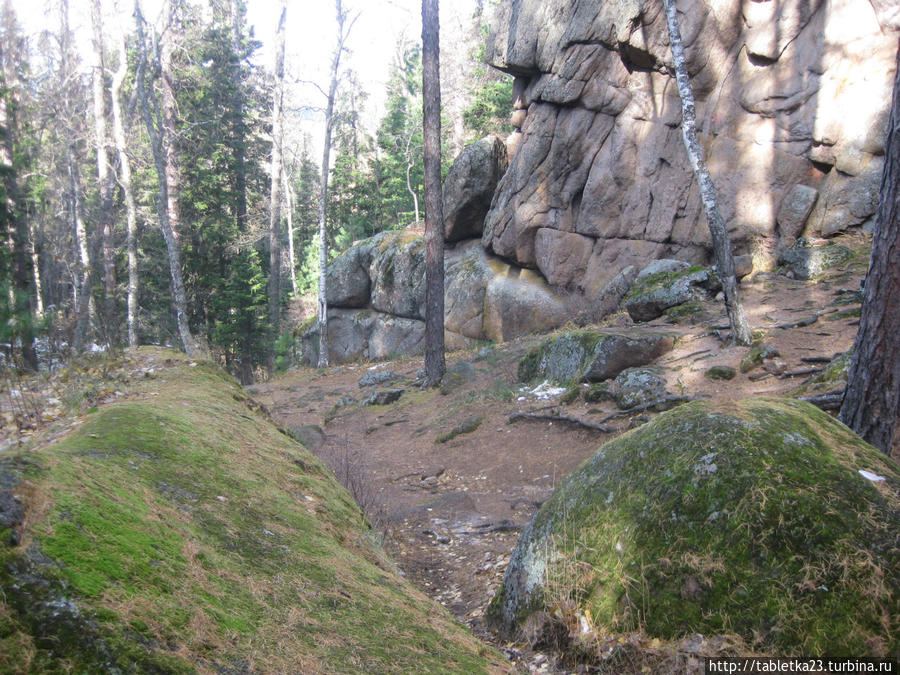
488, 397, 900, 657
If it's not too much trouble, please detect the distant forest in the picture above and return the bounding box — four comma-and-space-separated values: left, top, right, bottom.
0, 0, 512, 381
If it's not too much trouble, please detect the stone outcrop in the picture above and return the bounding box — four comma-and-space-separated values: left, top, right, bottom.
305, 0, 894, 362
481, 0, 894, 297
442, 135, 509, 243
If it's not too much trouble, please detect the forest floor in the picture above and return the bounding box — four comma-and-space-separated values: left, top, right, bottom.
247, 232, 891, 673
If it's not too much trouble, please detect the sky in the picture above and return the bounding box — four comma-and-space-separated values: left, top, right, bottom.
11, 0, 479, 122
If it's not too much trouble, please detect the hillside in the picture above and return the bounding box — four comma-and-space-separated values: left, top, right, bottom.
0, 349, 505, 674
250, 234, 899, 671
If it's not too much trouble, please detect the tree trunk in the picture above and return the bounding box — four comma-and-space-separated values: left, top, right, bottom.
90, 0, 117, 346
134, 0, 200, 357
267, 6, 286, 362
421, 0, 445, 387
316, 0, 353, 369
662, 0, 751, 346
111, 23, 139, 348
283, 160, 298, 297
405, 129, 420, 224
839, 42, 900, 456
68, 141, 93, 353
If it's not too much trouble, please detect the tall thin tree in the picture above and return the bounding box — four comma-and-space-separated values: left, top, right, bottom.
90, 0, 116, 344
267, 5, 286, 360
316, 0, 355, 369
134, 0, 200, 356
110, 11, 139, 348
839, 41, 900, 456
421, 0, 444, 386
662, 0, 751, 345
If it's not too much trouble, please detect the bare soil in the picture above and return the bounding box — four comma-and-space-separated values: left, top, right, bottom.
248, 243, 895, 672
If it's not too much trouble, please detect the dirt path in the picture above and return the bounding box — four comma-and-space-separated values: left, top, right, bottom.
248, 255, 878, 671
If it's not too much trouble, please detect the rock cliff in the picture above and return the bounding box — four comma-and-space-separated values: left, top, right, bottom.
481, 0, 895, 298
307, 0, 895, 362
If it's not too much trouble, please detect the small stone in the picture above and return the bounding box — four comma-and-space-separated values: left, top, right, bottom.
704, 366, 736, 381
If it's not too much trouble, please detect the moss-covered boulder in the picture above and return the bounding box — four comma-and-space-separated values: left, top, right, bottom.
613, 366, 667, 409
624, 263, 721, 322
487, 398, 900, 656
518, 330, 676, 384
0, 349, 501, 674
778, 238, 853, 280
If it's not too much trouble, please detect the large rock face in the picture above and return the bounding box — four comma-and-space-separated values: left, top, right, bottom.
488, 398, 900, 656
481, 0, 895, 291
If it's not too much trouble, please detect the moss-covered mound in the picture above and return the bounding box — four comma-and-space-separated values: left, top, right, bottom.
0, 349, 500, 674
487, 398, 900, 656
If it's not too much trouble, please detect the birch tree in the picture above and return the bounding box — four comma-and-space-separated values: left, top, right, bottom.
90, 0, 117, 344
421, 0, 444, 385
134, 0, 200, 357
662, 0, 751, 345
267, 6, 286, 355
316, 0, 354, 368
110, 11, 139, 347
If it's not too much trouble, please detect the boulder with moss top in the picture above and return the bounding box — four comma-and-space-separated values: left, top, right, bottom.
487, 398, 900, 657
518, 330, 676, 384
625, 264, 721, 322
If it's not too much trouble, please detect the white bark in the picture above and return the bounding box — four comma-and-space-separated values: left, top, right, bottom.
111, 24, 139, 348
134, 0, 200, 357
662, 0, 751, 345
317, 0, 355, 369
268, 6, 286, 351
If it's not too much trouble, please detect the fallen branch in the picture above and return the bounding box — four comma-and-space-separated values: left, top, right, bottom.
797, 391, 844, 411
597, 396, 694, 424
778, 367, 824, 379
800, 356, 834, 364
508, 410, 618, 433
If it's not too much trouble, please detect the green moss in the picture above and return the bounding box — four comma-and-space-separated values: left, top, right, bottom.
491, 398, 900, 657
793, 351, 852, 396
560, 386, 581, 405
704, 365, 736, 381
663, 300, 705, 323
1, 348, 499, 674
624, 265, 708, 302
518, 331, 608, 384
435, 415, 484, 444
740, 341, 779, 373
584, 382, 614, 404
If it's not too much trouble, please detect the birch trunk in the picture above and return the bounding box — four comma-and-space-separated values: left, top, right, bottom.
267, 6, 286, 355
421, 0, 445, 386
662, 0, 751, 346
134, 0, 199, 357
111, 24, 139, 348
90, 0, 117, 345
283, 162, 298, 297
316, 0, 352, 369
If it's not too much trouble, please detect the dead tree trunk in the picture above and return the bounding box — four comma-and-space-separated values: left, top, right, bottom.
267, 6, 286, 361
111, 23, 139, 348
134, 0, 199, 357
421, 0, 445, 386
662, 0, 751, 346
316, 0, 354, 369
839, 42, 900, 456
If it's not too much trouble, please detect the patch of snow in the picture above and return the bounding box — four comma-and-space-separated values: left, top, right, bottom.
859, 469, 886, 482
529, 380, 567, 400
